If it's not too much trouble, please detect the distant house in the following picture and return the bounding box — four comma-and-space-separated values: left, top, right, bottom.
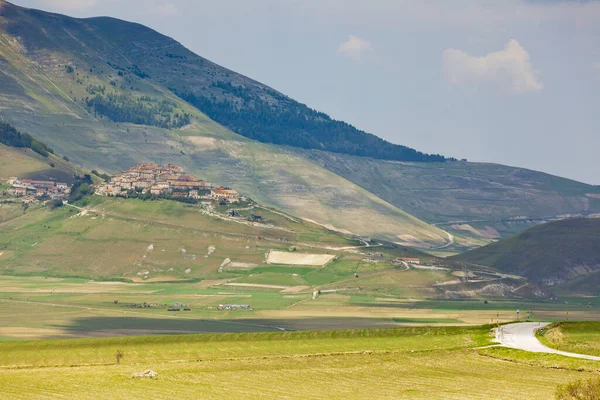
150, 184, 170, 195
217, 304, 253, 311
395, 257, 421, 265
22, 196, 38, 204
211, 188, 239, 202
171, 191, 188, 198
21, 179, 55, 188
12, 186, 27, 197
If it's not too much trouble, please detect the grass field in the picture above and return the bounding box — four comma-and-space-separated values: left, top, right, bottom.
537, 322, 600, 357
0, 196, 358, 279
0, 144, 79, 183
1, 276, 599, 341
0, 325, 598, 399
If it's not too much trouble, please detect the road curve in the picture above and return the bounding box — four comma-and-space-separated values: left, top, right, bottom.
496, 322, 600, 361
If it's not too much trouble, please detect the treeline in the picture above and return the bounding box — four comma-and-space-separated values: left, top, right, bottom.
0, 121, 54, 157
86, 93, 191, 129
178, 82, 450, 163
121, 189, 200, 204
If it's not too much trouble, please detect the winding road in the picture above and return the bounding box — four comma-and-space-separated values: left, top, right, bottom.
497, 322, 600, 361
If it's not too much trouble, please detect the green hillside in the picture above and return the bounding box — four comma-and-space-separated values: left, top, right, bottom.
304, 151, 600, 241
0, 143, 79, 183
453, 218, 600, 292
0, 0, 453, 247
0, 0, 598, 249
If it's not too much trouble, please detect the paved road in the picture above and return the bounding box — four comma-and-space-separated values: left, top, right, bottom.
497, 322, 600, 361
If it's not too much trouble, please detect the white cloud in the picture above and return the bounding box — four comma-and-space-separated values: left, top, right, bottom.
337, 35, 373, 62
594, 63, 600, 72
146, 2, 180, 17
39, 0, 96, 11
443, 39, 543, 94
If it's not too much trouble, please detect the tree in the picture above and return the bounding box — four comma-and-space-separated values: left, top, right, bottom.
48, 199, 64, 210
0, 121, 54, 157
69, 177, 95, 202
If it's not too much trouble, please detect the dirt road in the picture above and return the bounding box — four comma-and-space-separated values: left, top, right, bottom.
497, 322, 600, 361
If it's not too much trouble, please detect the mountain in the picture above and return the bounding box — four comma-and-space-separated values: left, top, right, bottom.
0, 0, 446, 163
0, 0, 599, 249
453, 218, 600, 292
0, 120, 551, 301
303, 151, 600, 241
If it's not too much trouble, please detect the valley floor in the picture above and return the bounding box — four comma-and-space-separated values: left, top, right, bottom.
1, 325, 598, 399
1, 276, 600, 341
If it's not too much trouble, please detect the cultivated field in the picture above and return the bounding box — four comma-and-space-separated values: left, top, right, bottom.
0, 325, 598, 399
1, 276, 599, 341
266, 250, 336, 266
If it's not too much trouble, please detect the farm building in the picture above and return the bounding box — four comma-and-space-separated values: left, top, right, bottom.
395, 257, 421, 264
217, 304, 253, 311
211, 188, 240, 202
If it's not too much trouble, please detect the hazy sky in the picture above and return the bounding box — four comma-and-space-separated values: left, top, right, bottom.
12, 0, 600, 184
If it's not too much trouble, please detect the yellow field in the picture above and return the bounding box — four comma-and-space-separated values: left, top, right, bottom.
0, 326, 597, 399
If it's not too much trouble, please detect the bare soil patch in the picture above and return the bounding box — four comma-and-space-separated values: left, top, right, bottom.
267, 250, 336, 266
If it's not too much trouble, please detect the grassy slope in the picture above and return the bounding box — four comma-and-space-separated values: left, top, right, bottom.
0, 196, 358, 279
538, 322, 600, 357
0, 5, 449, 247
304, 151, 600, 241
0, 143, 79, 182
0, 325, 596, 399
306, 152, 600, 224
452, 218, 600, 290
1, 2, 598, 247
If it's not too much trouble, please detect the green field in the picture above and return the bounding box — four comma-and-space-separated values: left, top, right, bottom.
538, 322, 600, 357
0, 324, 598, 399
1, 275, 599, 341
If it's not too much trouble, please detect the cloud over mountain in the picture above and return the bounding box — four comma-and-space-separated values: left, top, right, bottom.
337, 35, 373, 62
442, 39, 543, 94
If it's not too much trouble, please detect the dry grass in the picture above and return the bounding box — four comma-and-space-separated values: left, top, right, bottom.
0, 345, 594, 399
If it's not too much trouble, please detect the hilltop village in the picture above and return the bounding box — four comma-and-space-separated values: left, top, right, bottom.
2, 163, 240, 205
96, 163, 240, 202
4, 177, 70, 204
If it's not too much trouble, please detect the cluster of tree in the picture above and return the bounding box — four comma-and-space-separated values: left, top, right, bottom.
91, 169, 111, 182
122, 189, 200, 204
177, 82, 450, 163
0, 121, 54, 157
86, 93, 191, 129
47, 199, 64, 210
69, 174, 94, 202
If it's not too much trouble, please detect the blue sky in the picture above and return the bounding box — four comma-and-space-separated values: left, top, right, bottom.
12, 0, 600, 184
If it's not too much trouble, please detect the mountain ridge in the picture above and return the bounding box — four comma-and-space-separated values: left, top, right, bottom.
0, 0, 599, 249
453, 217, 600, 293
0, 0, 447, 163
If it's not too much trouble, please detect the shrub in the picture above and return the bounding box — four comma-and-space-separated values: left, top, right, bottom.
556, 376, 600, 400
48, 199, 63, 210
115, 350, 124, 364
